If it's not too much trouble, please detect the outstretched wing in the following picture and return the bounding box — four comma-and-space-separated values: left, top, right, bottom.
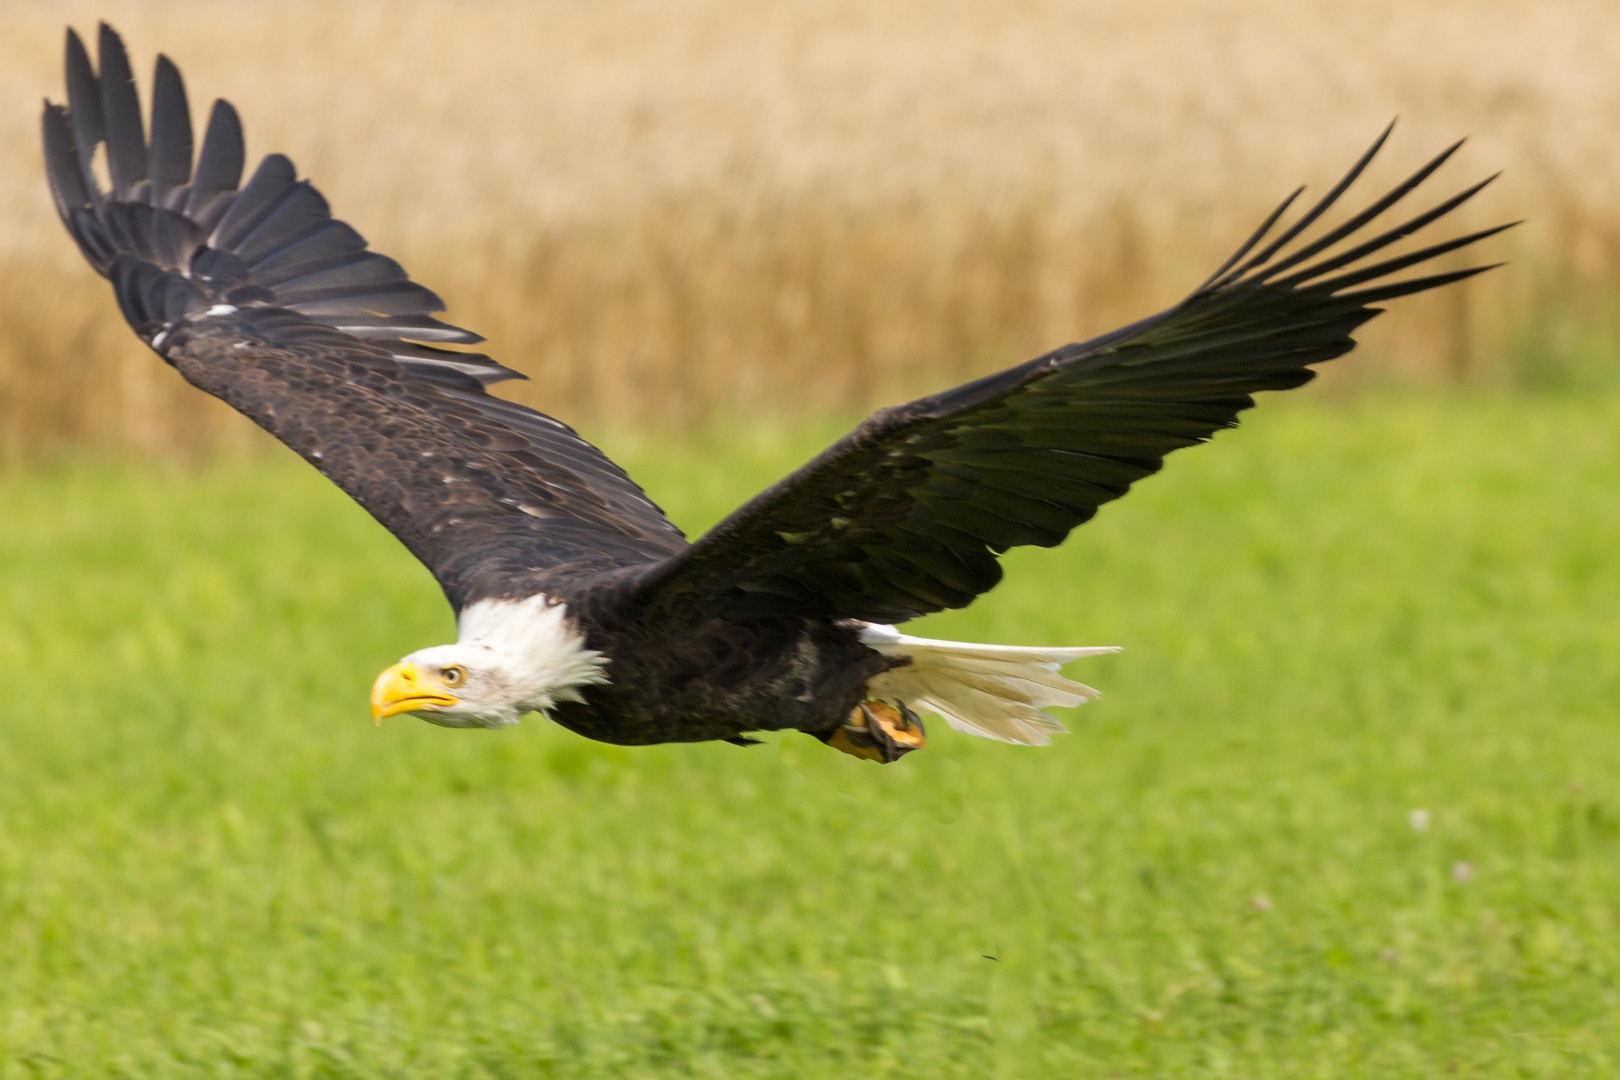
42, 25, 687, 610
637, 127, 1511, 624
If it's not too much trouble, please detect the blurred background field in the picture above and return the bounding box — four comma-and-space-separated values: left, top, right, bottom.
0, 0, 1617, 457
4, 398, 1620, 1076
5, 2, 1620, 1077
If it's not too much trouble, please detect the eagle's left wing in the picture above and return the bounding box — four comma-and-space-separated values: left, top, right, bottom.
43, 25, 688, 610
634, 128, 1512, 625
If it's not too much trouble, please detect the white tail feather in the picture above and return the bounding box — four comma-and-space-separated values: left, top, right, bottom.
858, 624, 1118, 746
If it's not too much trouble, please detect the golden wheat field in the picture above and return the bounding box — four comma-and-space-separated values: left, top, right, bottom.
0, 0, 1616, 457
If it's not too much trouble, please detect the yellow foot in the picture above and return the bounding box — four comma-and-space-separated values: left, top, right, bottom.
821, 700, 926, 763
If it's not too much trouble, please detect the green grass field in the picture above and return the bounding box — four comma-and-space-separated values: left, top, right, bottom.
3, 394, 1620, 1078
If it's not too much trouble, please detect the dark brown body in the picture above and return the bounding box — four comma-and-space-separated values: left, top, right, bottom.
544, 574, 892, 745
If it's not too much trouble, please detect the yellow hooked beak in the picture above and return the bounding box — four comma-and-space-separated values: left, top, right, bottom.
370, 662, 459, 723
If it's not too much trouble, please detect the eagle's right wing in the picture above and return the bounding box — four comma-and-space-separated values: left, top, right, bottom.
634, 128, 1511, 625
43, 26, 688, 610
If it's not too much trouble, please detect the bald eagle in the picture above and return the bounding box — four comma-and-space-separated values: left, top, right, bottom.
44, 26, 1508, 763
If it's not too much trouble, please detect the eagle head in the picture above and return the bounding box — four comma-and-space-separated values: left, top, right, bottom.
369, 596, 609, 729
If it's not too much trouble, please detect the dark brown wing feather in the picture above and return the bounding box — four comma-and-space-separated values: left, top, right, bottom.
636, 126, 1512, 624
43, 25, 686, 610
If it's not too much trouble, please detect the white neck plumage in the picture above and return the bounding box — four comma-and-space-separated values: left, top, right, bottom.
457, 594, 610, 712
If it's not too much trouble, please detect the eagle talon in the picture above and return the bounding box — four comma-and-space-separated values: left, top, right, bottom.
821, 700, 926, 763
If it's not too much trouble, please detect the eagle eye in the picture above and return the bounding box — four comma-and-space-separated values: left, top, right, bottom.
441, 665, 466, 688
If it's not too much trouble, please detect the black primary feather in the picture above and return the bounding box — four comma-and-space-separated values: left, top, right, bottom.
62, 31, 104, 211
147, 55, 192, 209
95, 24, 146, 201
186, 101, 244, 226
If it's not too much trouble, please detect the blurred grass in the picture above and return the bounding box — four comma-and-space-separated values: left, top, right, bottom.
2, 0, 1619, 457
3, 395, 1620, 1076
